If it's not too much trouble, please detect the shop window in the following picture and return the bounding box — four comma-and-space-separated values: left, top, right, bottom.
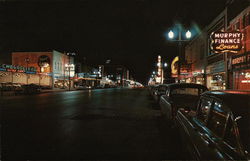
207, 101, 228, 137
243, 13, 250, 28
197, 98, 212, 124
243, 14, 246, 28
248, 13, 250, 26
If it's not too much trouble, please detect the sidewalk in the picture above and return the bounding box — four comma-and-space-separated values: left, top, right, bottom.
41, 88, 77, 93
0, 88, 77, 97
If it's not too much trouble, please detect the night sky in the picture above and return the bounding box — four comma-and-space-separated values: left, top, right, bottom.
0, 0, 229, 83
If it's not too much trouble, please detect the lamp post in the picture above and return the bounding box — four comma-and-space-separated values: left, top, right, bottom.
25, 58, 30, 84
168, 27, 192, 83
66, 52, 76, 91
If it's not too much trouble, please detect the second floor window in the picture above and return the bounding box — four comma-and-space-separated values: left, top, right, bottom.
243, 13, 250, 28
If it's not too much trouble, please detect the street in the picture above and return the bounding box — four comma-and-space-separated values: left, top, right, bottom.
1, 88, 186, 160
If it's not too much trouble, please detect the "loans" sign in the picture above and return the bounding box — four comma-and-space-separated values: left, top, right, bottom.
210, 31, 243, 53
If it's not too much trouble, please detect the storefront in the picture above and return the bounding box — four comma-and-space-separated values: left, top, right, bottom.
231, 52, 250, 90
12, 50, 74, 88
192, 72, 205, 85
206, 61, 226, 90
0, 64, 52, 86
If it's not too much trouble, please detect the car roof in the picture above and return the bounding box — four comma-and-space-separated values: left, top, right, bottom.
202, 90, 250, 99
202, 90, 250, 115
158, 84, 169, 87
167, 83, 208, 89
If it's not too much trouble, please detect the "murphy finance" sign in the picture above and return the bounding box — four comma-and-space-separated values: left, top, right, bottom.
210, 31, 243, 53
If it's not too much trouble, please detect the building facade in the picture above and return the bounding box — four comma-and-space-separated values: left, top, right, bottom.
185, 31, 206, 85
12, 50, 74, 88
229, 6, 250, 90
184, 2, 250, 90
103, 64, 130, 86
0, 63, 51, 86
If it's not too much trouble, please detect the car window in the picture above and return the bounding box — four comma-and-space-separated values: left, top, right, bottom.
207, 101, 228, 137
165, 88, 170, 97
197, 97, 212, 124
158, 86, 166, 92
171, 88, 200, 96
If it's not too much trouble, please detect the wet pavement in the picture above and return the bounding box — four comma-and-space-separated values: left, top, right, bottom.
1, 88, 186, 160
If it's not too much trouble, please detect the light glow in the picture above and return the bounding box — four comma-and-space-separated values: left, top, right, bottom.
168, 30, 174, 39
186, 30, 191, 39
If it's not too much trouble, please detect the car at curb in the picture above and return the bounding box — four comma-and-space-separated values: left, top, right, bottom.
159, 83, 208, 120
176, 90, 250, 160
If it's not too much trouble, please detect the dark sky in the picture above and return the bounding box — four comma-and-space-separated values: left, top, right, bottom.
0, 0, 228, 83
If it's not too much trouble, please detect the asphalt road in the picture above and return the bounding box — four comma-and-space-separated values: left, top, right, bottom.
1, 88, 187, 160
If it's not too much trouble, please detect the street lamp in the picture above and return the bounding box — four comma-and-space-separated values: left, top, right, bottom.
164, 62, 168, 67
168, 30, 174, 39
66, 52, 76, 91
186, 30, 192, 39
167, 27, 192, 83
25, 58, 30, 84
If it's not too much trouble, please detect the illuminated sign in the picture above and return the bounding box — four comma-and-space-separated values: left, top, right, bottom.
0, 64, 37, 73
245, 73, 250, 79
232, 53, 250, 70
210, 31, 243, 53
232, 55, 246, 65
241, 80, 250, 83
171, 56, 179, 77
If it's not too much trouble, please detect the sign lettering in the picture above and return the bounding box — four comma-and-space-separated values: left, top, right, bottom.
210, 31, 243, 53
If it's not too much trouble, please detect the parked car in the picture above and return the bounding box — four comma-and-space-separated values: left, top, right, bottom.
21, 84, 41, 94
159, 83, 208, 120
153, 84, 168, 103
40, 85, 52, 90
96, 85, 105, 89
149, 85, 159, 97
176, 90, 250, 160
75, 85, 92, 90
0, 82, 14, 91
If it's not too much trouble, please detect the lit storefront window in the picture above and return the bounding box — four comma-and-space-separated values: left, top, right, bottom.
234, 70, 250, 90
207, 73, 226, 90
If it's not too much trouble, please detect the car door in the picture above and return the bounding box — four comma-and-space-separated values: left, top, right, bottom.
159, 87, 172, 118
178, 96, 213, 160
217, 113, 246, 160
191, 98, 237, 160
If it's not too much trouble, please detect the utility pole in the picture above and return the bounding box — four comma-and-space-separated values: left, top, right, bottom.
168, 25, 192, 83
25, 58, 30, 84
66, 52, 76, 91
177, 27, 182, 83
68, 55, 71, 91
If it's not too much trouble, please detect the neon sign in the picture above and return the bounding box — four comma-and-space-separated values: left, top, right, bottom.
0, 64, 37, 73
245, 73, 250, 79
210, 31, 243, 53
171, 56, 179, 77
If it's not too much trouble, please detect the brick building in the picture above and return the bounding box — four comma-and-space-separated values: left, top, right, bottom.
229, 6, 250, 90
